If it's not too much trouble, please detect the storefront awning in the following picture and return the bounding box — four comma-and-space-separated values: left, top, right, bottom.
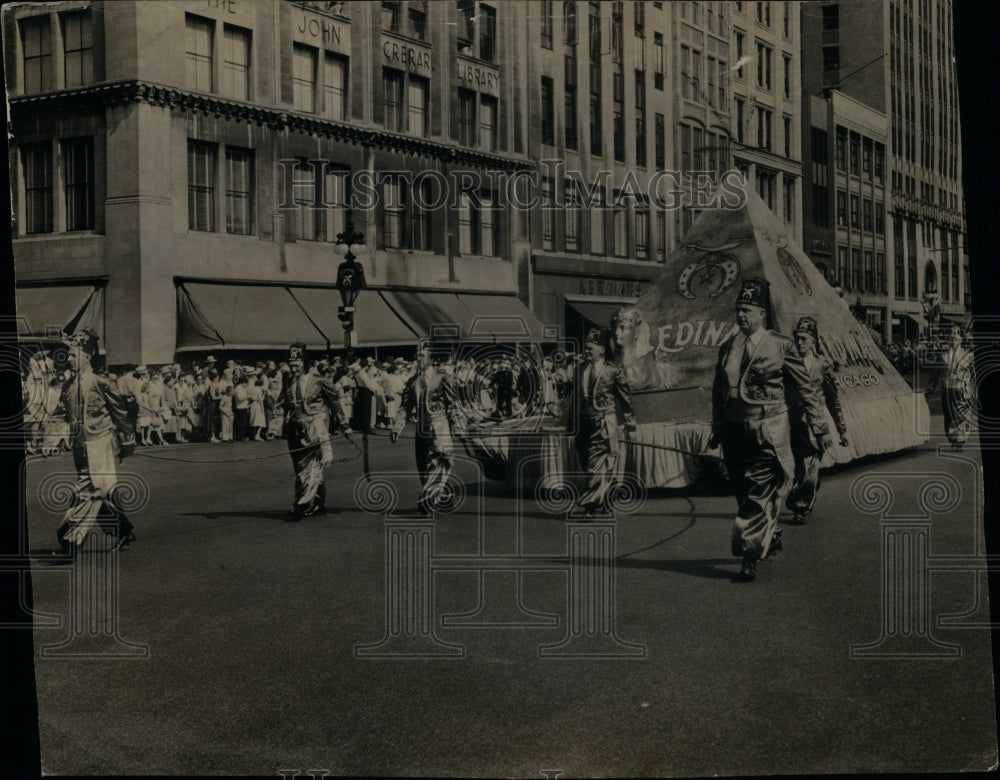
381, 291, 547, 341
176, 282, 328, 352
566, 299, 633, 330
287, 287, 420, 348
939, 313, 971, 329
898, 311, 928, 330
16, 284, 105, 347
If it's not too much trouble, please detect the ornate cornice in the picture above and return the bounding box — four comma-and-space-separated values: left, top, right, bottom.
9, 80, 533, 172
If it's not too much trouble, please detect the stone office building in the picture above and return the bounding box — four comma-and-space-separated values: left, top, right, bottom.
7, 0, 544, 365
801, 0, 968, 341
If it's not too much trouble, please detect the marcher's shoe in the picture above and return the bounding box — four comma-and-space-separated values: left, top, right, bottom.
301, 503, 326, 518
739, 558, 757, 581
111, 532, 136, 552
763, 530, 783, 561
790, 512, 806, 525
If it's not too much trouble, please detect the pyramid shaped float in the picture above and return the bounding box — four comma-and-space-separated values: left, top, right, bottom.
622, 178, 929, 483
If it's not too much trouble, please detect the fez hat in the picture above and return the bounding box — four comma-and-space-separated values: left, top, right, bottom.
135, 364, 148, 374
584, 327, 604, 346
65, 328, 99, 356
288, 342, 307, 363
205, 355, 217, 363
736, 278, 770, 310
794, 316, 819, 343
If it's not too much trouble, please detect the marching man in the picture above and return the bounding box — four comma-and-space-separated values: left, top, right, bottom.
785, 316, 849, 525
53, 329, 137, 553
279, 342, 338, 520
709, 280, 832, 582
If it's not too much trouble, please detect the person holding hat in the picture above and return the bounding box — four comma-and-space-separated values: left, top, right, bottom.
567, 327, 636, 518
390, 340, 460, 515
51, 329, 137, 553
279, 342, 340, 519
709, 279, 832, 582
785, 316, 849, 525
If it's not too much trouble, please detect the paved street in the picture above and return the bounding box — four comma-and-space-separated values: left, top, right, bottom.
22, 407, 997, 776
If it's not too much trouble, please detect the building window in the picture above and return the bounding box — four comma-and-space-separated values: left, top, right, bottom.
613, 107, 625, 162
382, 176, 405, 248
735, 98, 745, 144
409, 6, 427, 39
635, 74, 646, 167
590, 186, 605, 255
783, 115, 791, 157
783, 177, 794, 223
877, 251, 886, 294
381, 1, 401, 33
458, 88, 477, 145
756, 106, 772, 151
655, 113, 665, 169
479, 4, 497, 62
717, 58, 726, 107
874, 143, 884, 181
479, 190, 499, 256
23, 141, 53, 234
186, 15, 214, 92
612, 201, 628, 258
634, 0, 645, 35
680, 45, 691, 99
756, 169, 775, 210
835, 127, 846, 170
812, 184, 829, 228
383, 67, 404, 131
323, 53, 348, 120
783, 54, 791, 98
220, 25, 251, 101
653, 33, 664, 89
875, 201, 885, 235
323, 166, 349, 244
735, 31, 745, 79
838, 246, 848, 289
565, 180, 580, 252
459, 191, 497, 256
589, 94, 602, 156
656, 210, 666, 262
21, 16, 53, 93
783, 2, 790, 36
541, 76, 555, 145
407, 177, 432, 251
706, 55, 716, 107
693, 127, 703, 170
541, 0, 554, 48
680, 124, 691, 173
862, 139, 872, 176
851, 248, 861, 291
849, 132, 859, 174
756, 1, 771, 26
188, 141, 216, 232
822, 4, 839, 31
850, 194, 859, 228
64, 137, 94, 231
635, 202, 649, 259
289, 159, 318, 241
565, 85, 578, 150
541, 178, 554, 250
407, 75, 429, 135
564, 0, 578, 45
62, 11, 93, 88
756, 42, 771, 89
479, 95, 497, 151
823, 46, 839, 73
836, 190, 846, 227
224, 147, 253, 235
293, 45, 317, 112
863, 198, 873, 232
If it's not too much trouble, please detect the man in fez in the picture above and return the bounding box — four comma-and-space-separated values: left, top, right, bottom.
709, 279, 832, 582
53, 329, 137, 552
785, 316, 849, 525
570, 327, 636, 519
279, 342, 338, 519
390, 340, 458, 515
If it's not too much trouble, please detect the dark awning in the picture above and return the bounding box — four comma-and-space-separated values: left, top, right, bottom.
175, 282, 328, 352
381, 291, 547, 341
565, 299, 633, 330
16, 284, 104, 346
287, 287, 420, 348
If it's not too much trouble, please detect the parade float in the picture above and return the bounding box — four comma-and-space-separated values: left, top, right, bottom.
461, 180, 930, 491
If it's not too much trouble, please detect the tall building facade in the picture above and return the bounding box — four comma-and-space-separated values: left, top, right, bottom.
524, 0, 677, 336
801, 0, 967, 341
7, 0, 538, 364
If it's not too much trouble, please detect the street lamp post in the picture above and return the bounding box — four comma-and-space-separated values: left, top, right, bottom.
335, 220, 367, 361
335, 219, 369, 480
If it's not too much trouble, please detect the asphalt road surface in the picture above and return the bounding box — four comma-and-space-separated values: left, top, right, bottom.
21, 412, 998, 776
